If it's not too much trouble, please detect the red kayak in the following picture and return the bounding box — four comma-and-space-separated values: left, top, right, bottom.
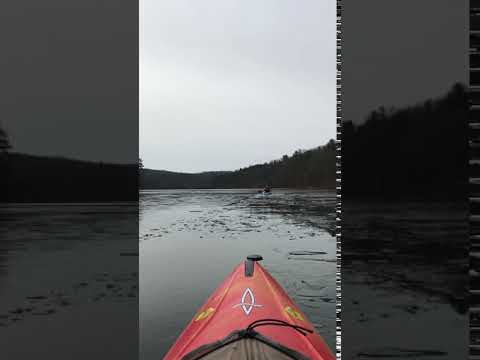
164, 255, 335, 360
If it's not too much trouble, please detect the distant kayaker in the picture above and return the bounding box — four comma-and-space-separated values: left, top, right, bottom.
263, 185, 271, 193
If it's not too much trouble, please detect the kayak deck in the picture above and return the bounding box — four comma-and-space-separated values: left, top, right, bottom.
164, 256, 334, 360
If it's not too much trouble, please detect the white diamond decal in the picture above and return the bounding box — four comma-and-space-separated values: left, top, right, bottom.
233, 288, 264, 315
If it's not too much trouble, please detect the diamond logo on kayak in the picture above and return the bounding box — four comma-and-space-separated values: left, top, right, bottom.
233, 288, 263, 315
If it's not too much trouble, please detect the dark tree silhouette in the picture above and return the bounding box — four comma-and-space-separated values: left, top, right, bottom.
0, 126, 11, 153
0, 125, 136, 202
0, 125, 11, 201
140, 140, 336, 190
1, 125, 138, 203
4, 154, 138, 202
342, 82, 468, 200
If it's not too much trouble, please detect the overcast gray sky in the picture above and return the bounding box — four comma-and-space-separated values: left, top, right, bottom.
343, 0, 468, 124
1, 0, 138, 164
140, 0, 336, 172
0, 1, 466, 168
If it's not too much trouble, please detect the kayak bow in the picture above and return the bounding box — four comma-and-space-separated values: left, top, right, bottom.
164, 255, 335, 360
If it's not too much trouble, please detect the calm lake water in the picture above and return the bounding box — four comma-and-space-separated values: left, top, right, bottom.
1, 195, 464, 359
0, 203, 138, 360
342, 201, 468, 359
139, 189, 337, 359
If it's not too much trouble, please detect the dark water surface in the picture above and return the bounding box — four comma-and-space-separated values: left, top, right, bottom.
0, 203, 138, 360
0, 195, 467, 359
140, 189, 337, 359
342, 201, 468, 359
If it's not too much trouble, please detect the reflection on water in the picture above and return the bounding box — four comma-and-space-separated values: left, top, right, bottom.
0, 195, 466, 359
0, 203, 138, 360
140, 189, 337, 359
342, 201, 468, 359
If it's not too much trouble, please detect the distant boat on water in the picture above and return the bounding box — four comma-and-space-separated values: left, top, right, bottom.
255, 186, 272, 198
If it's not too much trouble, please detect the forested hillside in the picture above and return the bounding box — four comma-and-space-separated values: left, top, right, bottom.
140, 140, 336, 189
212, 140, 336, 189
342, 83, 467, 200
1, 153, 138, 202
